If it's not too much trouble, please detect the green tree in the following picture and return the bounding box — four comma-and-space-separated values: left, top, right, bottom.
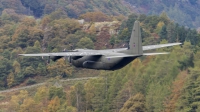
159, 25, 167, 40
49, 86, 66, 100
109, 36, 116, 48
167, 22, 176, 42
159, 12, 170, 24
176, 51, 200, 111
76, 37, 94, 49
120, 93, 147, 112
0, 57, 12, 88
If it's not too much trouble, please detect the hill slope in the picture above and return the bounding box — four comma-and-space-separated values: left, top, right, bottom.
0, 0, 131, 18
125, 0, 200, 28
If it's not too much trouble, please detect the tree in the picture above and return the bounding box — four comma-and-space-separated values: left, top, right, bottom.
159, 25, 167, 40
21, 17, 36, 27
8, 95, 20, 111
8, 90, 29, 111
48, 86, 66, 100
79, 11, 111, 22
89, 23, 96, 34
176, 51, 200, 112
155, 21, 165, 33
12, 25, 30, 48
164, 71, 188, 112
23, 66, 36, 77
2, 49, 11, 59
120, 93, 146, 112
47, 59, 73, 77
0, 57, 12, 88
110, 36, 116, 48
34, 86, 49, 111
7, 72, 14, 87
20, 98, 37, 112
167, 22, 176, 43
13, 61, 21, 74
159, 12, 170, 24
118, 28, 129, 41
76, 37, 94, 49
37, 63, 47, 76
70, 82, 86, 112
49, 18, 80, 39
20, 0, 44, 17
35, 86, 48, 102
48, 96, 61, 112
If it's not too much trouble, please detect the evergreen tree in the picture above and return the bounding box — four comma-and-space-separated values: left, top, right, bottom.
120, 93, 147, 112
159, 25, 167, 40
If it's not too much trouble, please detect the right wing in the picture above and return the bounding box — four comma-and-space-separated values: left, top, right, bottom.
143, 43, 181, 51
19, 52, 101, 57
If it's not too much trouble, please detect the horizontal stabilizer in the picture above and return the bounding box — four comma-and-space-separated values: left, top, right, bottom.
143, 52, 169, 55
106, 54, 140, 58
143, 43, 181, 51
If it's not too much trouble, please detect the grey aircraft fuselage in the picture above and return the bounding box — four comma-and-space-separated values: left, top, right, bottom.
69, 55, 138, 70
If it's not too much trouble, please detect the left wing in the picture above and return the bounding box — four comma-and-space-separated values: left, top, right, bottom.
19, 52, 101, 57
143, 43, 181, 51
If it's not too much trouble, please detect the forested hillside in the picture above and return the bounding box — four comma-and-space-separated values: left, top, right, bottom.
0, 7, 200, 111
125, 0, 200, 28
1, 0, 200, 111
0, 0, 130, 18
1, 0, 200, 28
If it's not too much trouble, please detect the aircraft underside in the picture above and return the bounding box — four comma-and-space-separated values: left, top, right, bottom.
71, 56, 138, 70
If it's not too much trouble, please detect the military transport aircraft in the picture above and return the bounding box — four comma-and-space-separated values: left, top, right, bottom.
19, 21, 181, 70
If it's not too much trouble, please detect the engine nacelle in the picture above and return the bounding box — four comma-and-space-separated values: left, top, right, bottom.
83, 61, 104, 69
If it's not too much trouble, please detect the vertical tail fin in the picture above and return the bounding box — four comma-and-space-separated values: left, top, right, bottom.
128, 20, 143, 55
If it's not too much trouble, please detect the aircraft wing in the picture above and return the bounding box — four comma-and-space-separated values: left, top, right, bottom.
19, 52, 101, 56
143, 43, 181, 51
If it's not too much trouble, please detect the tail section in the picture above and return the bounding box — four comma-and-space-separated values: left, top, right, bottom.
120, 21, 179, 56
128, 20, 143, 55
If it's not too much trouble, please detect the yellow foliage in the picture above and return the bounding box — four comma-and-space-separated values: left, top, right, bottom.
131, 58, 142, 69
9, 95, 20, 111
8, 90, 29, 111
41, 16, 51, 29
157, 21, 165, 29
155, 21, 165, 33
47, 59, 73, 77
79, 11, 111, 22
21, 17, 36, 27
20, 98, 37, 112
7, 72, 14, 87
34, 86, 48, 103
13, 60, 21, 74
48, 96, 60, 112
84, 80, 95, 107
89, 23, 96, 34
